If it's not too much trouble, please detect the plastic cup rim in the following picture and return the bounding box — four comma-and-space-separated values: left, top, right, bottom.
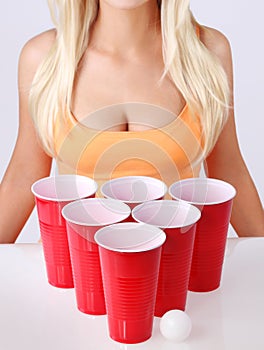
95, 222, 166, 253
168, 178, 236, 206
31, 174, 98, 202
132, 199, 201, 229
100, 176, 167, 204
61, 198, 131, 226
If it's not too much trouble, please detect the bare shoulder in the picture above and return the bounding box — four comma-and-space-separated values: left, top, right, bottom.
19, 29, 56, 66
18, 29, 56, 85
199, 25, 233, 70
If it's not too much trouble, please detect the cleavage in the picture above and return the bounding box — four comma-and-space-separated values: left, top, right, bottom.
72, 102, 181, 132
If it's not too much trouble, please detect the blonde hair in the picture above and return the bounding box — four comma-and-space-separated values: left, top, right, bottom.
29, 0, 230, 157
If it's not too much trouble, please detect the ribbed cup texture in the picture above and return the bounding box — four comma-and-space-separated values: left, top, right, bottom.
66, 224, 106, 315
99, 247, 162, 344
70, 247, 106, 315
155, 248, 192, 316
155, 225, 196, 317
105, 274, 158, 320
39, 221, 73, 288
189, 201, 232, 292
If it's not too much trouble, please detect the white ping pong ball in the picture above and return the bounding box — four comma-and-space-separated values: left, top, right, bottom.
159, 310, 192, 342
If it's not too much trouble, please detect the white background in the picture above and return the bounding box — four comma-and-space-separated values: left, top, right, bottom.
0, 1, 263, 242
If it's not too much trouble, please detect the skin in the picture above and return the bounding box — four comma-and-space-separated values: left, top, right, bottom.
0, 0, 263, 242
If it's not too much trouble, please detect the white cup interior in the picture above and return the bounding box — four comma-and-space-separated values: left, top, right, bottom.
169, 178, 236, 205
62, 198, 130, 226
100, 176, 167, 204
31, 175, 98, 202
94, 222, 166, 252
132, 200, 201, 229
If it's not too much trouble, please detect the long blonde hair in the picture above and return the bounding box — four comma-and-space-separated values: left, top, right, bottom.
29, 0, 230, 157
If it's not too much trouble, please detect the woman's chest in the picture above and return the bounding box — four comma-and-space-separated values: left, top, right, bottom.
71, 49, 185, 131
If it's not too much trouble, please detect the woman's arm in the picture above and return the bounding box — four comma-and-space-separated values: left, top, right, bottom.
201, 26, 264, 237
0, 31, 55, 243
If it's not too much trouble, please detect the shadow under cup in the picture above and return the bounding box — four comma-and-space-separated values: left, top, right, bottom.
132, 200, 201, 317
169, 178, 236, 292
62, 198, 131, 315
31, 175, 98, 288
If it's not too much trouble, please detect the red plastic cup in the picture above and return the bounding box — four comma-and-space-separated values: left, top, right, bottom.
132, 200, 201, 316
62, 198, 130, 315
95, 222, 166, 344
169, 178, 236, 292
31, 175, 98, 288
100, 176, 167, 214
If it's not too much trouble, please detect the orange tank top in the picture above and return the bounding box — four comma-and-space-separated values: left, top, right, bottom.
54, 104, 204, 192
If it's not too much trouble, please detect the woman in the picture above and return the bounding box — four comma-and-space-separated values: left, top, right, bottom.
0, 0, 263, 242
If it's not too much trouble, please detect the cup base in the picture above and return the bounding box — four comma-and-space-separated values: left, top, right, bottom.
189, 268, 222, 292
76, 289, 106, 315
48, 280, 74, 289
108, 317, 153, 344
77, 306, 106, 315
188, 283, 221, 293
46, 264, 74, 288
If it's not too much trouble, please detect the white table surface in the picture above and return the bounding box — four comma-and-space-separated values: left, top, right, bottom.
0, 238, 263, 350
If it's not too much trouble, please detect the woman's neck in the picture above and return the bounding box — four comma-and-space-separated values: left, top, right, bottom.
90, 1, 160, 56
